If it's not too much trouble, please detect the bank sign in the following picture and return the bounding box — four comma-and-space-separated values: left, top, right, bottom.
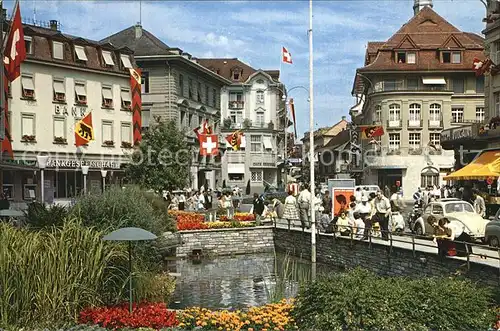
46, 160, 121, 169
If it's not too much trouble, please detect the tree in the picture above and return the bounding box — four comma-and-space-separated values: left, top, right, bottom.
125, 119, 191, 191
246, 179, 251, 195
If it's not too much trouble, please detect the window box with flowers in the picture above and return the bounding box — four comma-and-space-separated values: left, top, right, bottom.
102, 140, 114, 147
75, 99, 87, 106
21, 135, 36, 143
121, 141, 133, 149
121, 104, 132, 112
102, 99, 113, 109
409, 148, 422, 155
53, 136, 67, 145
386, 148, 401, 156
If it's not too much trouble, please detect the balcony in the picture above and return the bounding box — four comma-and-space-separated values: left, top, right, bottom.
371, 82, 448, 94
428, 119, 443, 128
250, 153, 278, 167
228, 101, 244, 109
408, 119, 423, 128
387, 119, 402, 128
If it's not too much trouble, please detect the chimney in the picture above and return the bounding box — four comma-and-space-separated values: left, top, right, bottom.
49, 20, 58, 31
413, 0, 433, 15
134, 23, 142, 39
342, 116, 346, 121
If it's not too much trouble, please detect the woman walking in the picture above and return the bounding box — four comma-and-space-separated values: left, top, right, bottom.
283, 191, 299, 229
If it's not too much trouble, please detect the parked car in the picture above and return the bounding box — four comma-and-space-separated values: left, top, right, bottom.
486, 209, 500, 247
355, 185, 380, 196
411, 199, 489, 241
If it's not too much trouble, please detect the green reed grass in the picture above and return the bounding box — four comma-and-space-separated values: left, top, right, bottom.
265, 253, 311, 303
0, 219, 129, 328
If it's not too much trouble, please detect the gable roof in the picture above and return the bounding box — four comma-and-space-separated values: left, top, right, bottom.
358, 6, 484, 73
197, 58, 257, 82
100, 25, 172, 56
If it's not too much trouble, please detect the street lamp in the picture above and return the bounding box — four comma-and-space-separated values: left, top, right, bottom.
36, 155, 49, 203
101, 169, 107, 192
81, 165, 89, 194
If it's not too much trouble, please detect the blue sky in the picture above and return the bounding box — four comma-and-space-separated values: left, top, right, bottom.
7, 0, 485, 136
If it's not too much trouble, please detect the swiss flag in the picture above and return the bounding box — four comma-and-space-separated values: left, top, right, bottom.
199, 134, 219, 156
282, 47, 292, 64
4, 1, 26, 82
473, 57, 492, 77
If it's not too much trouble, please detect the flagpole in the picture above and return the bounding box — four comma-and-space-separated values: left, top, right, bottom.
308, 0, 317, 281
0, 0, 4, 195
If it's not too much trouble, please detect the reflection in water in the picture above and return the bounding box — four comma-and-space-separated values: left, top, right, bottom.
169, 253, 330, 310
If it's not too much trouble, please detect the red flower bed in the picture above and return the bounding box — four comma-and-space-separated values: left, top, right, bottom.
79, 302, 178, 329
176, 213, 207, 230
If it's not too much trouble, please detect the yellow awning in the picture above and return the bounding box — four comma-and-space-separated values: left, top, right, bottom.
444, 149, 500, 180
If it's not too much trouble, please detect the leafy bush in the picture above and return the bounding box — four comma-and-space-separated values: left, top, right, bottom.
24, 201, 69, 228
292, 268, 497, 331
70, 185, 174, 234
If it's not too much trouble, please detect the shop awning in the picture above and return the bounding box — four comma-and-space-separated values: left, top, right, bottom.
443, 149, 500, 180
228, 163, 245, 174
422, 77, 446, 85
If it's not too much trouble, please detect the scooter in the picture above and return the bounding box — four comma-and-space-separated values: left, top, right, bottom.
408, 201, 423, 232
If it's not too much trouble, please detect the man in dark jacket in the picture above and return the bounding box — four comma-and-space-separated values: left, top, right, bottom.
252, 193, 265, 225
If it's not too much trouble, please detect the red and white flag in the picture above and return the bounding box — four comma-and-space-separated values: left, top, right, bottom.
4, 0, 26, 82
473, 57, 493, 77
199, 134, 219, 156
282, 47, 292, 64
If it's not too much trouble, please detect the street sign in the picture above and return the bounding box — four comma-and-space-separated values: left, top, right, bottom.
487, 177, 494, 185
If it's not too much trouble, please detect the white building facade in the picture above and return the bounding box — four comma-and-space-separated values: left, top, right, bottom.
199, 59, 285, 193
3, 21, 135, 202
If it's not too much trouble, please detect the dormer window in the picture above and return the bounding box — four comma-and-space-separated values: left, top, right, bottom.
102, 50, 114, 66
74, 45, 88, 61
120, 54, 133, 69
232, 68, 242, 81
25, 36, 32, 55
396, 51, 416, 64
53, 41, 64, 60
442, 51, 461, 64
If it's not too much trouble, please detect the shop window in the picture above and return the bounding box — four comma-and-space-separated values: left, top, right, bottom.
251, 171, 263, 182
2, 170, 13, 200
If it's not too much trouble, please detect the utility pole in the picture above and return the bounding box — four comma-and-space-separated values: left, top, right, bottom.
308, 0, 316, 281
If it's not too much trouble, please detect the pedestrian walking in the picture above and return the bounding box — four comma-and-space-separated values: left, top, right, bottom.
297, 184, 312, 230
373, 190, 391, 240
251, 193, 265, 225
473, 189, 486, 218
283, 191, 299, 228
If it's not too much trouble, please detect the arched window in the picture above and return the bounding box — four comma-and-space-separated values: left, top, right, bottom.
389, 103, 400, 121
409, 103, 421, 121
429, 103, 441, 121
421, 166, 439, 188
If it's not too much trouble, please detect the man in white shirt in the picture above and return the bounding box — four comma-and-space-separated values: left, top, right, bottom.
373, 190, 391, 240
297, 184, 312, 230
355, 196, 372, 239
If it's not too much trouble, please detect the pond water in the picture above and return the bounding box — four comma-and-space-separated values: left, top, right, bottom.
168, 253, 333, 310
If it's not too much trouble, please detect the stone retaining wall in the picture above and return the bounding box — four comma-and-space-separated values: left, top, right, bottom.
176, 226, 274, 258
274, 228, 500, 287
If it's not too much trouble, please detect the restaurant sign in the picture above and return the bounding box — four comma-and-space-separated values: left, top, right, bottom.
46, 160, 121, 169
440, 125, 474, 143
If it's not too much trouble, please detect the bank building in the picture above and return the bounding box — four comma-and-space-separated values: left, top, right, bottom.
1, 19, 136, 203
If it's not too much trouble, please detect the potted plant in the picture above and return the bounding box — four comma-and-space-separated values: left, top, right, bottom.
223, 117, 232, 129
121, 141, 133, 149
53, 136, 67, 144
21, 134, 36, 142
243, 118, 252, 129
103, 140, 114, 147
